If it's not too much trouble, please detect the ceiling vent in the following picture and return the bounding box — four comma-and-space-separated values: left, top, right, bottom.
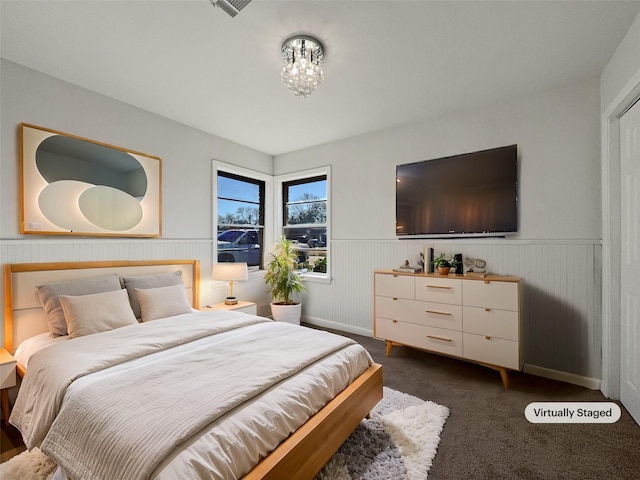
210, 0, 252, 18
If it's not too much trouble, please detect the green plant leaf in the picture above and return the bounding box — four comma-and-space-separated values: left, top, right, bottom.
264, 236, 306, 303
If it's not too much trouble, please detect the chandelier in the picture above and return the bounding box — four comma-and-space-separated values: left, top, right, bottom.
281, 35, 325, 98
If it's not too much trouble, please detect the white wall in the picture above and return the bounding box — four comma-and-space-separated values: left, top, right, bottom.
0, 59, 274, 322
277, 77, 603, 385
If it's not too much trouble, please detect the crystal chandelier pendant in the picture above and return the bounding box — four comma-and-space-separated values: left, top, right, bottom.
281, 35, 325, 98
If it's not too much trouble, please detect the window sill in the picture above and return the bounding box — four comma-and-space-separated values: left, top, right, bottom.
247, 270, 330, 284
298, 272, 331, 284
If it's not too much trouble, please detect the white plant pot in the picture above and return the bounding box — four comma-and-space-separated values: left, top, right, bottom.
270, 302, 302, 325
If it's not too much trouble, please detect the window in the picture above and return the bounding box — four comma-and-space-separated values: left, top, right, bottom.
213, 162, 325, 279
216, 169, 266, 270
279, 168, 330, 278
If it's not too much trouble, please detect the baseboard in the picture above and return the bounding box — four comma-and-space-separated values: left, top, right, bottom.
302, 317, 373, 338
523, 363, 601, 390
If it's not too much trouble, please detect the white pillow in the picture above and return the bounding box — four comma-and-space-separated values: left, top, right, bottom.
121, 271, 183, 319
36, 274, 122, 337
59, 289, 138, 339
135, 284, 192, 322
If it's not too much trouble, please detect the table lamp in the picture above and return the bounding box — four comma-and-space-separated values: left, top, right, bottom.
213, 262, 248, 305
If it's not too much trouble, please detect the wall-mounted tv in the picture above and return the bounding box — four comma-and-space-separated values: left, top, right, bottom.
396, 145, 518, 238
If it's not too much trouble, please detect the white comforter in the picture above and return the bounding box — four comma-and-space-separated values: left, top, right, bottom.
11, 311, 373, 480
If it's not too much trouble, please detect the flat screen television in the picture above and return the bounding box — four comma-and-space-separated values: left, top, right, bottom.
396, 145, 518, 238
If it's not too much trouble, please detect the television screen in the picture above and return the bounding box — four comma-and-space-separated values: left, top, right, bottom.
396, 145, 518, 237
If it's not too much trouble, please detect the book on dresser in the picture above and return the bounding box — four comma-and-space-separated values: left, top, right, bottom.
373, 270, 521, 388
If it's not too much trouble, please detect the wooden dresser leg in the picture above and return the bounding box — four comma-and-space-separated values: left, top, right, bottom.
385, 340, 393, 357
499, 368, 509, 389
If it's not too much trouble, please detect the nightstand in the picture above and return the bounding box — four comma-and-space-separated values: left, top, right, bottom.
1, 348, 17, 424
202, 301, 257, 315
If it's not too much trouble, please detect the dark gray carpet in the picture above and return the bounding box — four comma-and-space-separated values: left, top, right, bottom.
325, 327, 640, 480
335, 418, 405, 479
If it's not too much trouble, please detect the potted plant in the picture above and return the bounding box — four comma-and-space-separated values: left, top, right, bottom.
264, 236, 306, 324
431, 253, 460, 275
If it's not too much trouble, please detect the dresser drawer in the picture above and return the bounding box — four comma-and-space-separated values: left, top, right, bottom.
376, 318, 463, 357
463, 280, 518, 310
376, 297, 462, 330
415, 277, 462, 305
463, 333, 519, 370
374, 273, 415, 299
375, 296, 415, 320
420, 302, 463, 330
463, 306, 518, 341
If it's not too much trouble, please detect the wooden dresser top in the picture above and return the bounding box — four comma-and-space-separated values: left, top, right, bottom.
374, 270, 521, 283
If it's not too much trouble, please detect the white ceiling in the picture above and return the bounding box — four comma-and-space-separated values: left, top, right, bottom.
2, 0, 640, 156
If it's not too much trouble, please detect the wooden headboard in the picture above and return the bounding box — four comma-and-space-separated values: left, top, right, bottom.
3, 260, 200, 354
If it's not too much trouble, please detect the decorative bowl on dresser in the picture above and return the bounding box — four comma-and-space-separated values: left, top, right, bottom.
374, 270, 521, 388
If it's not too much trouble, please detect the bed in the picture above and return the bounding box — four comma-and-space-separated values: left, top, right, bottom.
3, 260, 383, 480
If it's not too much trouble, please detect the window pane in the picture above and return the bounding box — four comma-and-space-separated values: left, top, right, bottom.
218, 175, 260, 203
283, 175, 327, 274
217, 171, 264, 268
287, 179, 326, 201
283, 226, 326, 247
217, 227, 263, 267
285, 200, 326, 225
218, 199, 260, 226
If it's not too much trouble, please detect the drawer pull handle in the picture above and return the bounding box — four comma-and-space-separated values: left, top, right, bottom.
392, 320, 398, 323
485, 335, 491, 340
484, 280, 490, 284
485, 308, 491, 312
426, 310, 451, 316
426, 285, 452, 290
427, 335, 453, 342
393, 297, 398, 301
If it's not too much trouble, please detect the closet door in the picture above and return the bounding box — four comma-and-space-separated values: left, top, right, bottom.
620, 97, 640, 425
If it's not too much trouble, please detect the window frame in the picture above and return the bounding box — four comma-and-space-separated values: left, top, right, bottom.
275, 166, 331, 283
213, 161, 273, 276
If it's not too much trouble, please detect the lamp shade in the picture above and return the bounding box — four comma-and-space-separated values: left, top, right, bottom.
212, 262, 248, 282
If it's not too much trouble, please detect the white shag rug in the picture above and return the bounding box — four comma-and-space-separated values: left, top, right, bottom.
0, 447, 56, 480
316, 387, 450, 480
0, 387, 449, 480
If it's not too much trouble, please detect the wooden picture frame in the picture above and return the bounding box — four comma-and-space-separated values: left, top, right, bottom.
20, 123, 162, 237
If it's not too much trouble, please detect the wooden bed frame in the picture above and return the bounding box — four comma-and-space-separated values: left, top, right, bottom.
3, 259, 383, 480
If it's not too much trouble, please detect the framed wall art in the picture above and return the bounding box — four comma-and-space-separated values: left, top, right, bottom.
20, 123, 162, 237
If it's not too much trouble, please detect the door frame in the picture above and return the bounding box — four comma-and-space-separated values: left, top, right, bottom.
601, 69, 640, 400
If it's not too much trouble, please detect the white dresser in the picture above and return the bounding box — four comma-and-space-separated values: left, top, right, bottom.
374, 270, 521, 387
